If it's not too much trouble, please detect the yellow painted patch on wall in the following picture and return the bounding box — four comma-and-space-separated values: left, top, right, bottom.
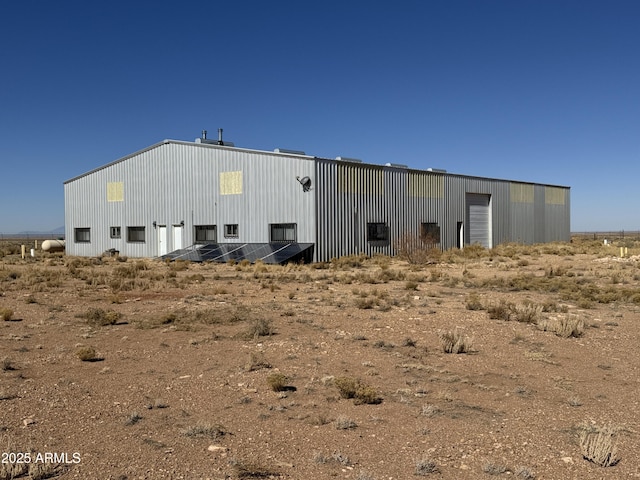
408, 173, 444, 198
220, 171, 243, 195
338, 164, 384, 195
545, 186, 565, 205
510, 182, 534, 203
107, 182, 124, 202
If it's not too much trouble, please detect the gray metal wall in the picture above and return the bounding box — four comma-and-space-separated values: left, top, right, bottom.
314, 161, 570, 262
64, 140, 570, 261
64, 141, 316, 257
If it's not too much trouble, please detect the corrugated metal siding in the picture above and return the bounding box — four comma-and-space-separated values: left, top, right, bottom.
65, 142, 316, 257
65, 139, 571, 260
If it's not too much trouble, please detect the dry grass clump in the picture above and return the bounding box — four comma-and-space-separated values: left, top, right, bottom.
578, 423, 621, 467
515, 466, 536, 479
0, 307, 14, 321
334, 377, 382, 405
1, 357, 17, 371
245, 352, 272, 372
75, 346, 101, 362
125, 411, 143, 426
394, 232, 442, 265
183, 423, 226, 440
487, 301, 541, 324
438, 330, 473, 354
483, 462, 508, 475
230, 458, 280, 479
415, 456, 438, 475
538, 315, 584, 338
334, 415, 357, 430
465, 293, 483, 310
266, 373, 289, 392
79, 307, 122, 326
331, 253, 369, 269
244, 318, 274, 339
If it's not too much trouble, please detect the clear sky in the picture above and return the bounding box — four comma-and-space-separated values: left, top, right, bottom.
1, 1, 639, 233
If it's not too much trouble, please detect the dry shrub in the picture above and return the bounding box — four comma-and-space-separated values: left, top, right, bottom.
331, 253, 368, 269
80, 307, 122, 326
334, 377, 381, 404
465, 293, 483, 311
266, 373, 288, 392
487, 301, 541, 324
183, 423, 226, 440
245, 352, 272, 372
231, 458, 280, 479
0, 307, 14, 321
75, 346, 100, 362
415, 457, 438, 475
334, 415, 357, 430
334, 376, 358, 399
538, 315, 584, 338
394, 232, 442, 265
579, 424, 620, 467
438, 330, 473, 354
511, 302, 542, 324
244, 318, 274, 339
1, 357, 17, 371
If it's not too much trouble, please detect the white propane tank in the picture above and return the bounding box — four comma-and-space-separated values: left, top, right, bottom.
41, 239, 66, 252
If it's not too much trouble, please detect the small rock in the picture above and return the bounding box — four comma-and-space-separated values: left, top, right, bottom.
23, 418, 36, 426
561, 456, 573, 464
207, 445, 227, 453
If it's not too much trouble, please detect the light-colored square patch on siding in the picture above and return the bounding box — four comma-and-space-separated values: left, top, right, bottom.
545, 186, 566, 205
220, 171, 243, 195
510, 182, 534, 203
408, 173, 444, 198
338, 164, 383, 195
107, 182, 124, 202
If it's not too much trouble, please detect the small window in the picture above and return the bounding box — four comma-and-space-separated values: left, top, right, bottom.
74, 228, 90, 243
127, 226, 145, 243
110, 226, 121, 239
195, 225, 216, 243
367, 223, 388, 242
421, 222, 441, 244
270, 223, 296, 242
224, 224, 239, 238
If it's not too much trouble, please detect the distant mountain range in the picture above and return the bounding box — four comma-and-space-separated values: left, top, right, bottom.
2, 226, 65, 237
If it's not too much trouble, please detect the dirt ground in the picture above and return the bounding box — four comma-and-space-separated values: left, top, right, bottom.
1, 240, 639, 479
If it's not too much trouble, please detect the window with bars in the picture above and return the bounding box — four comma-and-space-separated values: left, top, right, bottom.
110, 226, 121, 239
127, 226, 145, 243
367, 223, 388, 242
195, 225, 217, 243
74, 228, 90, 243
224, 224, 239, 238
270, 223, 296, 242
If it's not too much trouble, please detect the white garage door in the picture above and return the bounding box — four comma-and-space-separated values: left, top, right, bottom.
466, 193, 492, 248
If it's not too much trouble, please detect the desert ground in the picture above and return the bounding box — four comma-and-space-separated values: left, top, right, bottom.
1, 238, 639, 480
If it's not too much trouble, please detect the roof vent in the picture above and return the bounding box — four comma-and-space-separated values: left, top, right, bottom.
385, 163, 408, 168
427, 168, 447, 173
196, 129, 235, 147
336, 156, 363, 163
274, 148, 306, 155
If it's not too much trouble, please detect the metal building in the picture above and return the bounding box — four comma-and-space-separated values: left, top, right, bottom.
64, 134, 570, 262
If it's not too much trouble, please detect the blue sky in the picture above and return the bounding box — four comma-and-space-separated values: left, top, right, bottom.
1, 1, 639, 233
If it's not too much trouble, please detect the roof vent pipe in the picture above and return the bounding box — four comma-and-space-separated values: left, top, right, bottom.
218, 128, 224, 145
202, 130, 207, 140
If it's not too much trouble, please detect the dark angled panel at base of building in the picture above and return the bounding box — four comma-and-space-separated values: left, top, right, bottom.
161, 243, 315, 265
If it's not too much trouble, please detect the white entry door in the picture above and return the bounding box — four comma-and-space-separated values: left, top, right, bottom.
157, 225, 167, 256
172, 225, 183, 251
